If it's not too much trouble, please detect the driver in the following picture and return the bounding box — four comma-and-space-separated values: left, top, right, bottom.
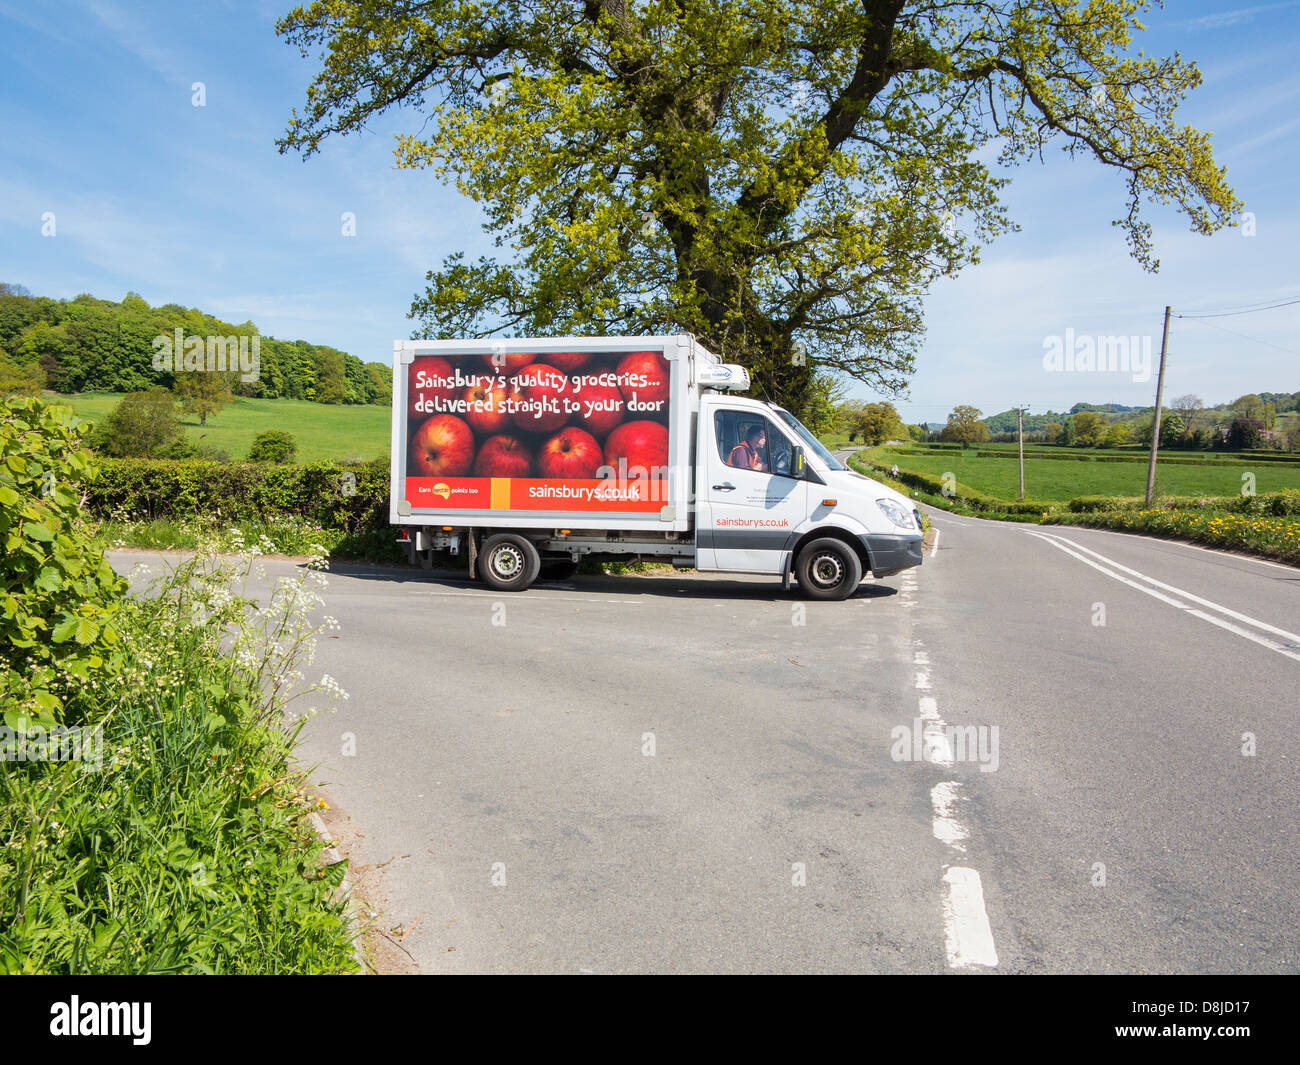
729, 425, 767, 471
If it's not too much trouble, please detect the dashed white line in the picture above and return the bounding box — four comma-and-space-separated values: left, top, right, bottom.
930, 782, 969, 852
941, 867, 1000, 969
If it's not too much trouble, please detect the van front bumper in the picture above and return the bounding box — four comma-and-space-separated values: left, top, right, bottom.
859, 533, 924, 577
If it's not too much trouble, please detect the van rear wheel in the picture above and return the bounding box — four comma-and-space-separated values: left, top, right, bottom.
478, 533, 541, 592
795, 538, 863, 601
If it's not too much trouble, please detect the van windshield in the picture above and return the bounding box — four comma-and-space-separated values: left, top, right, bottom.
772, 408, 847, 471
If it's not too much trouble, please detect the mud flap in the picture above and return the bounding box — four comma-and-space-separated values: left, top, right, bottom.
467, 527, 478, 581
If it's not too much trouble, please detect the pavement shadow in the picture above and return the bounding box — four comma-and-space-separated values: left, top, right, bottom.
323, 561, 901, 602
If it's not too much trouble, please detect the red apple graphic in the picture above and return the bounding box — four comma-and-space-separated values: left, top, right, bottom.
544, 351, 592, 374
511, 364, 569, 432
408, 357, 461, 421
604, 419, 669, 477
474, 434, 533, 477
616, 350, 670, 408
462, 376, 517, 436
480, 351, 535, 375
538, 426, 602, 479
410, 414, 475, 476
571, 377, 625, 437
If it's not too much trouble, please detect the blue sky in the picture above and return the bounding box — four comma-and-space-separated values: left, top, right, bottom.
1, 0, 1296, 425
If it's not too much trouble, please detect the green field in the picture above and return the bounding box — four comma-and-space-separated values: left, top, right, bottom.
48, 393, 391, 463
867, 445, 1300, 501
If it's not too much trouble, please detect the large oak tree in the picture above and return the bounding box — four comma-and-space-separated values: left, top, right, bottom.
278, 0, 1239, 415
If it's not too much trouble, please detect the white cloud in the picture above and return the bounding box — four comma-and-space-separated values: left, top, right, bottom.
1177, 2, 1300, 30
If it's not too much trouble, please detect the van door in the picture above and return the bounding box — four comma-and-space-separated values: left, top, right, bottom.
696, 402, 806, 573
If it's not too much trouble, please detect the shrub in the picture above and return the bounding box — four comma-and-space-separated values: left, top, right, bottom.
91, 388, 184, 458
1068, 495, 1140, 513
1266, 488, 1300, 516
0, 397, 127, 728
248, 430, 298, 465
84, 457, 389, 538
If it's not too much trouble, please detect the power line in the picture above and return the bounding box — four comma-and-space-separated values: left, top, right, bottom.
1177, 296, 1300, 318
1176, 314, 1300, 358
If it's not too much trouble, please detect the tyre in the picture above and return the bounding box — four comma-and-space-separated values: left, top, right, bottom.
478, 533, 541, 592
794, 537, 863, 601
538, 559, 579, 582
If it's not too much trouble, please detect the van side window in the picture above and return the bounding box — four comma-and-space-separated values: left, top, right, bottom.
716, 411, 772, 473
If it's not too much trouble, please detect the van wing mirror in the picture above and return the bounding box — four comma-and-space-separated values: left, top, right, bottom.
792, 446, 806, 478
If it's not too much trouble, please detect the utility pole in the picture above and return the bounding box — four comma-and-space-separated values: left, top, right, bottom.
1145, 306, 1172, 505
1016, 406, 1028, 499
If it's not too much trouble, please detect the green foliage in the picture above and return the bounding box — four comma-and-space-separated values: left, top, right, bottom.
0, 354, 44, 397
1158, 412, 1186, 448
801, 373, 849, 435
1068, 495, 1141, 513
92, 388, 184, 458
1230, 393, 1265, 421
1070, 410, 1107, 447
1227, 416, 1262, 450
0, 550, 359, 973
0, 398, 127, 729
1050, 508, 1300, 566
248, 430, 299, 465
940, 405, 989, 445
313, 349, 348, 404
85, 457, 389, 534
838, 400, 907, 446
0, 288, 390, 404
278, 0, 1240, 412
174, 370, 235, 427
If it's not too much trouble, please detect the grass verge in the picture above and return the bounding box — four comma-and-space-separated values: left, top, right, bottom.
847, 444, 1300, 566
1, 545, 361, 973
1046, 508, 1300, 567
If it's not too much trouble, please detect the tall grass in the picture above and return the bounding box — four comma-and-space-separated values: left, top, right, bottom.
0, 541, 359, 973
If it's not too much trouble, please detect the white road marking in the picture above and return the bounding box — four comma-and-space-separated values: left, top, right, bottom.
1049, 522, 1300, 574
901, 605, 997, 969
931, 527, 942, 561
1027, 532, 1300, 664
942, 867, 1000, 969
1044, 533, 1300, 644
924, 723, 954, 767
930, 782, 969, 852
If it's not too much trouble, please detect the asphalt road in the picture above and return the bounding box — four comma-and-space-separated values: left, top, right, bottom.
111, 501, 1299, 974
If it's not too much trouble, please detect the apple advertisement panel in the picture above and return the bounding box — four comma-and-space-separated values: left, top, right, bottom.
405, 349, 672, 513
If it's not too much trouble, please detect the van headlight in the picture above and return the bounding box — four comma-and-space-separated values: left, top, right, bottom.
876, 499, 915, 529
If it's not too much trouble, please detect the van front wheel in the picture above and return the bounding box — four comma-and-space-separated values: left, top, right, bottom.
479, 533, 541, 592
794, 538, 863, 601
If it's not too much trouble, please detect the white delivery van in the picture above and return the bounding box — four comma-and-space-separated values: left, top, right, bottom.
391, 334, 922, 600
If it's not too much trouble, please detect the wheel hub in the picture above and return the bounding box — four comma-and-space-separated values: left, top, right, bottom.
492, 545, 524, 577
811, 553, 844, 587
